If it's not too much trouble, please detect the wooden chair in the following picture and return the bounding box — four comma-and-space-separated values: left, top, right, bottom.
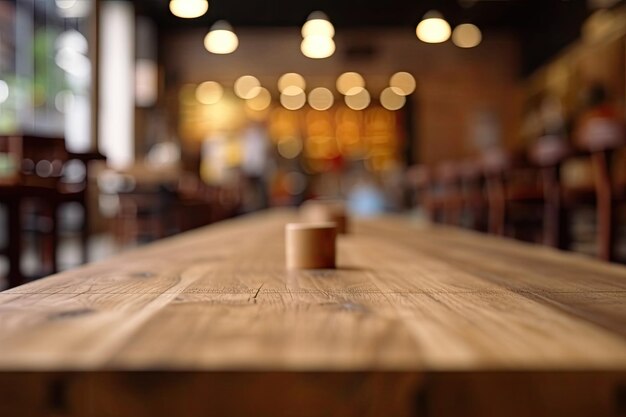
482, 148, 544, 241
0, 135, 102, 287
458, 159, 487, 231
433, 162, 463, 225
577, 118, 625, 261
529, 136, 572, 249
405, 165, 436, 221
0, 135, 66, 285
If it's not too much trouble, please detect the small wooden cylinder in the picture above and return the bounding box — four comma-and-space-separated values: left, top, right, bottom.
300, 200, 348, 234
285, 222, 337, 269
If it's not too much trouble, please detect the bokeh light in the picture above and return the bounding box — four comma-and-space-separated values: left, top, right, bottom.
246, 87, 272, 111
452, 23, 482, 48
234, 75, 261, 99
416, 11, 451, 43
277, 137, 303, 159
169, 0, 208, 18
278, 73, 306, 93
195, 81, 223, 104
301, 35, 335, 59
301, 11, 335, 38
389, 72, 416, 96
344, 87, 370, 110
280, 88, 306, 110
0, 80, 9, 104
204, 21, 238, 54
380, 87, 406, 110
336, 72, 365, 95
308, 87, 334, 111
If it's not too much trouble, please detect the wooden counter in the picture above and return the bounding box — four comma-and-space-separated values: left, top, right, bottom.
0, 210, 625, 417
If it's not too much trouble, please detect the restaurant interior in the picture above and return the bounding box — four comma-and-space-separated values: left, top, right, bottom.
1, 0, 625, 289
0, 0, 626, 415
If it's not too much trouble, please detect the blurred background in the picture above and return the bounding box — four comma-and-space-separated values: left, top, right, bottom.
0, 0, 625, 288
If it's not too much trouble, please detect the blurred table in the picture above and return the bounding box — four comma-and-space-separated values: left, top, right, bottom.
0, 209, 625, 417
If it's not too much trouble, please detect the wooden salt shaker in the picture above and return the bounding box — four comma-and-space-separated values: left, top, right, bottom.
285, 222, 337, 269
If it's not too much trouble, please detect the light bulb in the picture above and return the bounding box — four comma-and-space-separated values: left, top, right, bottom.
301, 35, 335, 59
169, 0, 208, 19
452, 23, 482, 48
301, 11, 335, 38
204, 21, 238, 54
416, 11, 451, 44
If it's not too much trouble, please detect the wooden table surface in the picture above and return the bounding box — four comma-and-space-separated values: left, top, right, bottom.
1, 209, 625, 417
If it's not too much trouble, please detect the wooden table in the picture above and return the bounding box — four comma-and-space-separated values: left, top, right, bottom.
0, 210, 625, 417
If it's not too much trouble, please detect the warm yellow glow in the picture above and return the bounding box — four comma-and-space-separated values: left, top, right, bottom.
169, 0, 208, 18
246, 87, 272, 111
344, 87, 370, 110
452, 23, 482, 48
308, 87, 334, 111
336, 72, 365, 95
282, 85, 304, 96
204, 21, 238, 54
416, 11, 451, 43
389, 72, 416, 96
301, 35, 335, 59
277, 137, 303, 159
280, 88, 306, 110
278, 73, 306, 92
179, 83, 198, 105
234, 75, 261, 99
301, 12, 335, 38
195, 81, 223, 105
380, 87, 406, 110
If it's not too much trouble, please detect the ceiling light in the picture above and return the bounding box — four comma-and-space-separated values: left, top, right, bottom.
246, 87, 272, 111
282, 85, 305, 97
308, 87, 334, 111
389, 72, 416, 96
204, 21, 238, 54
55, 0, 90, 18
301, 11, 335, 38
380, 87, 406, 111
55, 30, 88, 55
169, 0, 208, 19
234, 75, 261, 99
344, 87, 370, 110
416, 11, 451, 44
278, 73, 306, 92
280, 88, 306, 110
195, 81, 223, 104
336, 72, 365, 95
301, 35, 335, 59
452, 23, 482, 48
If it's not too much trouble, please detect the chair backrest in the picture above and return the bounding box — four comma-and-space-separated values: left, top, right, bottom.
481, 148, 511, 176
530, 135, 570, 167
20, 135, 68, 179
0, 136, 21, 184
578, 118, 625, 152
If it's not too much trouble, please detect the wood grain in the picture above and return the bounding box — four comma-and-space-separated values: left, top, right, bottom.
0, 209, 625, 416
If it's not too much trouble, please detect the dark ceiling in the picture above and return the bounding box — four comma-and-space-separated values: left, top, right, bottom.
127, 0, 614, 74
131, 0, 583, 31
